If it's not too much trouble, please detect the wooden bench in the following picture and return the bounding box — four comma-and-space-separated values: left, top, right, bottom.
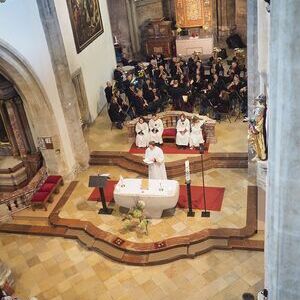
31, 175, 64, 211
124, 111, 217, 144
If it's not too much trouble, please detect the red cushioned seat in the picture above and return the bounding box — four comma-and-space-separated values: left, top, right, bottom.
31, 191, 50, 203
163, 128, 177, 137
39, 183, 56, 193
45, 175, 62, 184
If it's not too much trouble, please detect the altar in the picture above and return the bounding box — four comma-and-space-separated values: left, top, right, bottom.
176, 35, 214, 56
113, 178, 179, 218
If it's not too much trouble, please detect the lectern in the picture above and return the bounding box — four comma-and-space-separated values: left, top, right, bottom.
88, 176, 113, 215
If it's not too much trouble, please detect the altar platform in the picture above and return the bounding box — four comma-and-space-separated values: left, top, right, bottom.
0, 156, 27, 192
0, 163, 263, 265
0, 109, 260, 265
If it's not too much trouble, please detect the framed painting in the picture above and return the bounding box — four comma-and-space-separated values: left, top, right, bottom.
66, 0, 104, 53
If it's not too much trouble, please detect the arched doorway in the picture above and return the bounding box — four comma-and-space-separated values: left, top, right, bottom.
0, 73, 43, 191
0, 39, 69, 182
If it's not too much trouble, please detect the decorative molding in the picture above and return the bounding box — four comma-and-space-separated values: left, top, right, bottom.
0, 181, 263, 265
89, 151, 248, 177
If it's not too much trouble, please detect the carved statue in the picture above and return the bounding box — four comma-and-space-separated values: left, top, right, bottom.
248, 94, 267, 161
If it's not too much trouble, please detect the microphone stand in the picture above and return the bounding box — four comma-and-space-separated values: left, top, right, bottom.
200, 144, 210, 218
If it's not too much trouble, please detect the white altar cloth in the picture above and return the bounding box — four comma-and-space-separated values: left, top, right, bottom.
176, 36, 214, 56
113, 179, 180, 218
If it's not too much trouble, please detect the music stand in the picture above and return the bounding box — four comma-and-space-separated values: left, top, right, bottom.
88, 176, 113, 215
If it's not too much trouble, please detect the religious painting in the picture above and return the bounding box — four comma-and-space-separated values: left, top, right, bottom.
175, 0, 212, 28
66, 0, 104, 53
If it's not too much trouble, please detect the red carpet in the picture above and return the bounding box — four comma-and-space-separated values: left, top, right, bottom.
129, 143, 209, 155
88, 180, 224, 211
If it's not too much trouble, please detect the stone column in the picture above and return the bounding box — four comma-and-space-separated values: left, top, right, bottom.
36, 0, 89, 171
0, 100, 19, 156
247, 0, 260, 185
14, 96, 36, 153
162, 0, 172, 20
266, 1, 300, 298
247, 0, 260, 118
130, 1, 140, 53
5, 100, 28, 157
125, 0, 140, 55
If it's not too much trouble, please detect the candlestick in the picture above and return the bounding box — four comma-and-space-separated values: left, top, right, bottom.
185, 160, 191, 183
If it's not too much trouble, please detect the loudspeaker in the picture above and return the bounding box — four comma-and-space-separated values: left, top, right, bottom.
226, 34, 246, 49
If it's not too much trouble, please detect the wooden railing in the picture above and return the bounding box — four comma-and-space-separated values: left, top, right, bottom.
0, 167, 47, 220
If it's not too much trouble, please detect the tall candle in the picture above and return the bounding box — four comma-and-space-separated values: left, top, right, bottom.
185, 160, 191, 182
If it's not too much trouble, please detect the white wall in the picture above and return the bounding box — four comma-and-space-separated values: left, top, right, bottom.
54, 0, 116, 121
0, 0, 76, 172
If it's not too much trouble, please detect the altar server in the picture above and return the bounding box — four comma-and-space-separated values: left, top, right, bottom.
135, 117, 149, 148
149, 114, 164, 145
176, 113, 190, 148
189, 116, 205, 149
145, 141, 167, 180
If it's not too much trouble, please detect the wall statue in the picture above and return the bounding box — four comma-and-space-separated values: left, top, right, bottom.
248, 94, 267, 161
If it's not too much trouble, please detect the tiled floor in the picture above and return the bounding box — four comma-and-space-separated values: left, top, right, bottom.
56, 166, 248, 243
0, 233, 264, 300
1, 100, 262, 299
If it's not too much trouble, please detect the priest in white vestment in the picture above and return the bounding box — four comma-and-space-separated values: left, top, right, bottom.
144, 141, 167, 179
176, 113, 190, 147
149, 114, 164, 145
135, 117, 149, 148
189, 116, 205, 149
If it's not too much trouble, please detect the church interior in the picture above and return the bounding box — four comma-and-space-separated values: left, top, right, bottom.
0, 0, 295, 299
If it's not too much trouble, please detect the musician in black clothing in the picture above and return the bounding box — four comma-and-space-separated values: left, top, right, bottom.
200, 83, 219, 115
105, 81, 113, 104
143, 78, 154, 102
133, 89, 157, 116
113, 90, 135, 119
212, 74, 226, 93
228, 61, 240, 76
169, 57, 178, 78
146, 87, 164, 112
113, 65, 124, 90
168, 80, 189, 110
194, 60, 205, 80
187, 57, 196, 79
215, 58, 225, 78
214, 90, 231, 120
126, 84, 136, 105
108, 96, 126, 129
155, 53, 165, 67
147, 60, 158, 79
156, 73, 170, 104
123, 74, 133, 96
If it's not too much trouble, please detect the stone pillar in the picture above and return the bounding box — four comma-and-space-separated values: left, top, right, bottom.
14, 96, 36, 153
5, 100, 28, 157
266, 1, 300, 298
0, 100, 19, 156
125, 0, 140, 55
257, 0, 270, 93
162, 0, 172, 20
247, 0, 260, 118
247, 0, 260, 185
36, 0, 89, 172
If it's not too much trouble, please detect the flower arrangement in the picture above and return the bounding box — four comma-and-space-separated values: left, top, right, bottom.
122, 200, 149, 235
